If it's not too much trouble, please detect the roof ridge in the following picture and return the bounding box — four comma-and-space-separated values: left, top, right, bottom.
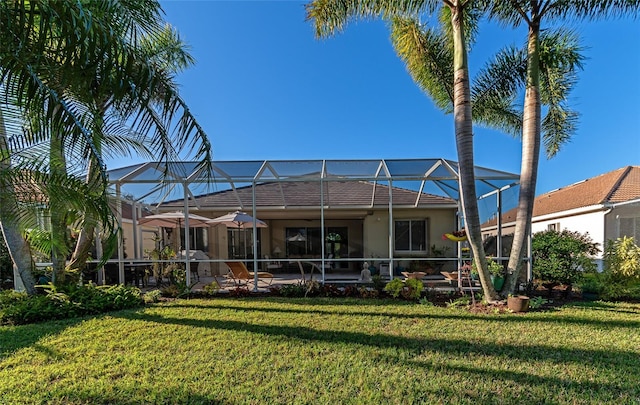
601, 166, 632, 203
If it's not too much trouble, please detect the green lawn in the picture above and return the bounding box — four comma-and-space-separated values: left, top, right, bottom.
1, 298, 639, 404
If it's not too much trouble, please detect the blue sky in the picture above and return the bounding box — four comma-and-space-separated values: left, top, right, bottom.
113, 1, 640, 198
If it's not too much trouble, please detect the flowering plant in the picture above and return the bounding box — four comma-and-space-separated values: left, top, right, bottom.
442, 229, 467, 242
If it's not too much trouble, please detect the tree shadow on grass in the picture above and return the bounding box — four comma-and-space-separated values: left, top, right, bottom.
116, 311, 640, 375
111, 313, 640, 403
162, 300, 640, 330
563, 300, 640, 314
26, 384, 230, 405
0, 317, 84, 360
113, 310, 640, 401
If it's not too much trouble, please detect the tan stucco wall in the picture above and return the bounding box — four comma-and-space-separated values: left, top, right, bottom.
120, 220, 156, 259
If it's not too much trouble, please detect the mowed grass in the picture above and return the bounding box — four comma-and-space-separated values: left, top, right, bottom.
1, 298, 639, 404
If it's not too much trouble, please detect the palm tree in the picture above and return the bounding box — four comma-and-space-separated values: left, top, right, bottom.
486, 0, 640, 294
393, 17, 585, 294
67, 25, 204, 274
0, 0, 213, 290
0, 107, 37, 294
0, 0, 112, 291
307, 0, 500, 300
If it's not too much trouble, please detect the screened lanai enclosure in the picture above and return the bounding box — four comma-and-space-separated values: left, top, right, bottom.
107, 159, 521, 287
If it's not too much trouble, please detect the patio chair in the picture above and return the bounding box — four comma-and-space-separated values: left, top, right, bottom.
189, 262, 200, 282
264, 255, 283, 271
224, 261, 274, 288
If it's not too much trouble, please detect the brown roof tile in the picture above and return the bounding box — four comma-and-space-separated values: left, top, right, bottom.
163, 181, 455, 209
484, 166, 640, 226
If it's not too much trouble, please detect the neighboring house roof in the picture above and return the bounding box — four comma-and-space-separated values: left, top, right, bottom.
484, 166, 640, 226
163, 181, 456, 209
112, 200, 151, 222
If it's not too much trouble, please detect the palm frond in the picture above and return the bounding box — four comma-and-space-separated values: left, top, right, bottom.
390, 17, 453, 110
538, 28, 584, 157
471, 45, 526, 136
306, 0, 441, 38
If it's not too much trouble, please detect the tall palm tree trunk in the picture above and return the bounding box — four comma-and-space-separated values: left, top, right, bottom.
450, 2, 498, 301
67, 158, 99, 272
69, 100, 107, 274
49, 135, 68, 286
504, 24, 541, 294
0, 109, 37, 294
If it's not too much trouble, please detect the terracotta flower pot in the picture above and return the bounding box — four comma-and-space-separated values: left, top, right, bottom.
507, 295, 530, 312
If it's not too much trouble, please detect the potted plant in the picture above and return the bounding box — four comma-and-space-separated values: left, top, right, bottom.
507, 294, 530, 312
471, 257, 503, 289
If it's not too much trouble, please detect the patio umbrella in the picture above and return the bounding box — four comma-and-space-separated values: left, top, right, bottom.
138, 211, 212, 228
138, 211, 212, 250
208, 211, 267, 259
287, 233, 306, 242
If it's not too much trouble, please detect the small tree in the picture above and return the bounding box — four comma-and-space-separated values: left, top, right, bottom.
604, 237, 640, 281
532, 230, 599, 294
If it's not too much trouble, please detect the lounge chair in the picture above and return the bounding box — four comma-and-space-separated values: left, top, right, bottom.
224, 261, 274, 288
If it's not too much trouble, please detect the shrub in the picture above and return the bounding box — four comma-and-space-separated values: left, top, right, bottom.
383, 278, 423, 300
578, 272, 604, 294
358, 286, 379, 298
277, 281, 322, 298
598, 277, 640, 302
143, 289, 163, 303
0, 284, 143, 325
0, 290, 27, 307
528, 296, 549, 309
371, 275, 386, 292
604, 237, 640, 281
403, 278, 423, 300
532, 230, 600, 291
447, 296, 471, 308
384, 278, 404, 298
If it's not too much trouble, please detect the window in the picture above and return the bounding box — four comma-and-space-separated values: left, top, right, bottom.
285, 227, 348, 258
227, 228, 260, 260
179, 228, 208, 252
395, 220, 427, 252
619, 217, 640, 240
547, 223, 560, 231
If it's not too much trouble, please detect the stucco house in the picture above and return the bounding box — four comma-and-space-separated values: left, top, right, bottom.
109, 159, 520, 284
159, 179, 460, 276
482, 166, 640, 268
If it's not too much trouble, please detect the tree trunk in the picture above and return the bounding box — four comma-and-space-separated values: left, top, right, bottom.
49, 134, 69, 286
68, 158, 99, 272
0, 109, 37, 294
504, 23, 541, 295
450, 3, 498, 302
69, 100, 107, 273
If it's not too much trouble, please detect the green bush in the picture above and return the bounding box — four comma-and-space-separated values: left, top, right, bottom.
278, 283, 307, 297
0, 283, 143, 325
383, 278, 423, 300
532, 230, 600, 289
143, 289, 163, 303
578, 272, 604, 294
599, 277, 640, 302
384, 278, 404, 298
604, 237, 640, 281
403, 278, 423, 300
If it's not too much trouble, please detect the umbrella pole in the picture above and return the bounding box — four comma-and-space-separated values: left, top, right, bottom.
243, 227, 247, 263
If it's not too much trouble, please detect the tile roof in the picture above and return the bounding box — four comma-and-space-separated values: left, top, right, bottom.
486, 166, 640, 225
163, 181, 456, 209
